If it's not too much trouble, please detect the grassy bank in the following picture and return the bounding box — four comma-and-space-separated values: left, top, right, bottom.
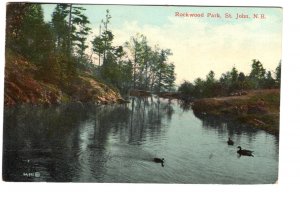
192, 89, 280, 134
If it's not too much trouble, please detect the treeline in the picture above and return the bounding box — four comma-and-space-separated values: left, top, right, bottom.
92, 9, 176, 94
178, 59, 281, 98
6, 3, 176, 95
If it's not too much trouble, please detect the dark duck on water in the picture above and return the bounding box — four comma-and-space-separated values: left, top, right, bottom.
237, 146, 254, 157
153, 158, 165, 167
227, 137, 234, 145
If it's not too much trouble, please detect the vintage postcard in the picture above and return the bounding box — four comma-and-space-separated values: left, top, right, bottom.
3, 3, 282, 183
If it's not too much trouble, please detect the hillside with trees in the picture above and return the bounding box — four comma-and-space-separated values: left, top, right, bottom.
4, 3, 176, 105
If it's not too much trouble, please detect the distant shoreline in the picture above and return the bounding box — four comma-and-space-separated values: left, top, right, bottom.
191, 89, 280, 134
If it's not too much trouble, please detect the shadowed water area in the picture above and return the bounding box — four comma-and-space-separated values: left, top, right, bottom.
2, 97, 279, 183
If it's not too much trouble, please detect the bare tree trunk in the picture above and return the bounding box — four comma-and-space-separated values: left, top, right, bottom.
68, 4, 73, 59
133, 50, 137, 89
99, 25, 101, 66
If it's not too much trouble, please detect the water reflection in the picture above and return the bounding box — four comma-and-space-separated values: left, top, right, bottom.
177, 100, 191, 111
194, 113, 279, 159
3, 96, 175, 181
3, 104, 91, 181
3, 96, 278, 183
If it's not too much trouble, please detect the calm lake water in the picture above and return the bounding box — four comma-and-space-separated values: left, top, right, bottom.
2, 97, 279, 183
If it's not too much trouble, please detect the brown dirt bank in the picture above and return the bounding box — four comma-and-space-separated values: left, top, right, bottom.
191, 89, 280, 134
4, 51, 122, 106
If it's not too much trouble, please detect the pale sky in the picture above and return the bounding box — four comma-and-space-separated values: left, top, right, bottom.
42, 4, 282, 84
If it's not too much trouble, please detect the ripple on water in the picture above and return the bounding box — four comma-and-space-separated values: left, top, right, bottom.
3, 99, 279, 183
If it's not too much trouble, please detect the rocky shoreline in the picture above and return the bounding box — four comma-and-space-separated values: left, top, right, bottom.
4, 52, 123, 106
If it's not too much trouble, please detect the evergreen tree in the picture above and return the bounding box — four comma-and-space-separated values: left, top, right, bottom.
206, 70, 215, 83
237, 72, 247, 90
178, 81, 194, 96
51, 4, 91, 77
16, 4, 54, 64
92, 35, 105, 66
249, 59, 266, 89
72, 13, 91, 62
6, 3, 28, 52
219, 71, 231, 95
275, 60, 281, 86
102, 9, 112, 64
51, 4, 69, 54
194, 77, 204, 97
264, 71, 275, 88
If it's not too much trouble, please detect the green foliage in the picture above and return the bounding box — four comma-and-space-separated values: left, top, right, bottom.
201, 70, 216, 97
100, 52, 121, 84
7, 3, 281, 102
178, 81, 195, 96
193, 78, 204, 97
125, 34, 176, 93
275, 61, 281, 86
178, 59, 280, 99
6, 3, 177, 97
249, 59, 266, 89
51, 4, 91, 65
91, 30, 114, 66
263, 71, 276, 88
219, 68, 248, 93
6, 3, 28, 49
92, 36, 105, 66
72, 13, 91, 60
51, 4, 69, 54
164, 63, 176, 92
7, 4, 54, 65
101, 9, 113, 64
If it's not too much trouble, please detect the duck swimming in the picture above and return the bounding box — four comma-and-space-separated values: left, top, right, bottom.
227, 138, 234, 145
153, 158, 164, 167
237, 146, 254, 157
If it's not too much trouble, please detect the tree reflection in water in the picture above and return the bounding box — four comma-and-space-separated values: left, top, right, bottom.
3, 96, 279, 183
194, 113, 279, 146
3, 96, 175, 181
